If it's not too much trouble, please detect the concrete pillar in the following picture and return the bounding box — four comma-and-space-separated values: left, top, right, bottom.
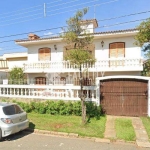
148, 80, 150, 117
96, 77, 100, 106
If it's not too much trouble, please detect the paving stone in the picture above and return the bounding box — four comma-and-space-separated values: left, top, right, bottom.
95, 138, 110, 143
131, 117, 150, 147
136, 140, 150, 148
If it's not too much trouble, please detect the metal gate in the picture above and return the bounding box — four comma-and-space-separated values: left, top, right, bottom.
100, 78, 148, 116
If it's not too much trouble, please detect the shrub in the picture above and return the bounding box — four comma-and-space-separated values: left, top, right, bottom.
8, 100, 102, 118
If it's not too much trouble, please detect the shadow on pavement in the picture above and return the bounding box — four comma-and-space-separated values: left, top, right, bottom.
2, 130, 32, 142
2, 122, 35, 142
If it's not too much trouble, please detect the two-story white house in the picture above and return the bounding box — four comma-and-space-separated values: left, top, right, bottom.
15, 19, 143, 86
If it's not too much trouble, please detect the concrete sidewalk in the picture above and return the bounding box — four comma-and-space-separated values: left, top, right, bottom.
104, 115, 150, 148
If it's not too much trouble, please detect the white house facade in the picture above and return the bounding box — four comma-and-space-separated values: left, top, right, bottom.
14, 19, 142, 86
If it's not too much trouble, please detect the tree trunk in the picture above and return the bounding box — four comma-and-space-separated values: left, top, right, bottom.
79, 65, 86, 125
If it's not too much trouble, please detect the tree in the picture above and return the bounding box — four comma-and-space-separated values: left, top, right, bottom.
135, 18, 150, 52
135, 18, 150, 76
61, 8, 96, 124
141, 51, 150, 76
9, 67, 26, 84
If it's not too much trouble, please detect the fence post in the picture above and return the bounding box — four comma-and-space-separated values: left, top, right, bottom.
95, 77, 100, 106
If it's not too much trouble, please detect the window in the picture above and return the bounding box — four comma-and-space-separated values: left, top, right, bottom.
3, 105, 23, 115
109, 42, 125, 67
38, 47, 51, 61
109, 42, 125, 58
35, 77, 46, 85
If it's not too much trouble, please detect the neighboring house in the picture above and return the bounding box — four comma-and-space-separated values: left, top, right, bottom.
15, 19, 143, 86
0, 52, 27, 83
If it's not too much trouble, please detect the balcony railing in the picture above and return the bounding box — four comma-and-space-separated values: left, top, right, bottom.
24, 58, 143, 73
0, 60, 8, 69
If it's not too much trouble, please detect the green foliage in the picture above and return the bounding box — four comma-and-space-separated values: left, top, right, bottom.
8, 67, 26, 84
62, 8, 96, 67
86, 102, 101, 120
135, 18, 150, 50
11, 100, 102, 118
142, 59, 150, 76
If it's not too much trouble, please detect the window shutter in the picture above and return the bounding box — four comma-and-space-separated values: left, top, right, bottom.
44, 48, 51, 60
110, 43, 117, 58
117, 43, 125, 57
39, 49, 45, 61
109, 42, 125, 67
39, 48, 51, 61
109, 42, 125, 58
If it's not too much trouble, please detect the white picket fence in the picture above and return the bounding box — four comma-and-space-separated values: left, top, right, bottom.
0, 84, 98, 103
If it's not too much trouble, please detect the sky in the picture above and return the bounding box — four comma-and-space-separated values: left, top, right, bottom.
0, 0, 150, 56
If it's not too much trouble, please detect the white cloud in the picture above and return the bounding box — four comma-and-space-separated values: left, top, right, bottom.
44, 32, 53, 36
59, 30, 64, 34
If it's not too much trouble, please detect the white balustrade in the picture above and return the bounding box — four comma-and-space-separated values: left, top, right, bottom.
0, 85, 97, 102
24, 58, 143, 72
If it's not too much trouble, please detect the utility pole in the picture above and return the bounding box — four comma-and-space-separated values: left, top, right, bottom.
44, 3, 46, 17
94, 5, 96, 19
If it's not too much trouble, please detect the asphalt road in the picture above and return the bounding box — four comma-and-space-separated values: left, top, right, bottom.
0, 131, 149, 150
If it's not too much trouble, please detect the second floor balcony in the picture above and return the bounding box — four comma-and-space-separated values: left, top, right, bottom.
24, 58, 143, 73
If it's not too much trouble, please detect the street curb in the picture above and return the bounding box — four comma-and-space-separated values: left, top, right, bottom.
24, 128, 138, 146
25, 128, 79, 138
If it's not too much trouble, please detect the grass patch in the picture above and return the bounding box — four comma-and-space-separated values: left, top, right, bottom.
28, 113, 106, 138
115, 118, 136, 141
141, 117, 150, 139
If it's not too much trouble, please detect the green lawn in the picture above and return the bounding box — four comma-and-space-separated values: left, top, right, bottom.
28, 113, 106, 138
141, 117, 150, 139
115, 118, 136, 141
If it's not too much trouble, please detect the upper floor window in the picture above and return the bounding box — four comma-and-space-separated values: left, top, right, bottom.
38, 47, 51, 61
109, 42, 125, 58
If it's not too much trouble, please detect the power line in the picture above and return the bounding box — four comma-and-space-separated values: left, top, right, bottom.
46, 0, 118, 18
0, 0, 78, 20
0, 26, 64, 39
0, 13, 43, 23
46, 0, 63, 5
0, 16, 43, 27
0, 0, 65, 17
47, 0, 81, 9
0, 8, 149, 39
0, 4, 42, 17
98, 10, 150, 22
0, 0, 117, 27
0, 8, 43, 20
46, 0, 104, 13
0, 18, 147, 45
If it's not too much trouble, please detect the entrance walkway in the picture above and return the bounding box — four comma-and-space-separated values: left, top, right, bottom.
104, 115, 150, 148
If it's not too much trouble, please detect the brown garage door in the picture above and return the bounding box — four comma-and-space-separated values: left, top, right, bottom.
100, 78, 148, 116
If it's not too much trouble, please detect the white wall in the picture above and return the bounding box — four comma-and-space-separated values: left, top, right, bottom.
8, 60, 27, 69
28, 43, 65, 62
94, 36, 141, 61
27, 35, 141, 62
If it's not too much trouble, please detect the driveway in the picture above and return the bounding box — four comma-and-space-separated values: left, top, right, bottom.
0, 131, 149, 150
